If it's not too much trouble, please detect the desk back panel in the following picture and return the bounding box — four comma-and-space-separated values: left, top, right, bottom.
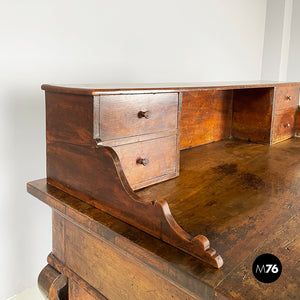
231, 88, 274, 144
180, 90, 233, 150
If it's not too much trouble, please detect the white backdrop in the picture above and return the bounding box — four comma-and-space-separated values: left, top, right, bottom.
0, 0, 285, 299
288, 0, 300, 81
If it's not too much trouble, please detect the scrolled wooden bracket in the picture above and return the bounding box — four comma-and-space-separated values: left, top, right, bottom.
47, 142, 223, 268
38, 264, 68, 300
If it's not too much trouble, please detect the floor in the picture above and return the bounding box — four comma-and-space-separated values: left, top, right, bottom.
7, 287, 44, 300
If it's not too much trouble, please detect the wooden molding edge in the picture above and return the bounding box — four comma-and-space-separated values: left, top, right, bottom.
46, 142, 223, 268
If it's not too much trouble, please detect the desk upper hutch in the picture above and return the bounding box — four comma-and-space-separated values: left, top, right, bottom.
28, 81, 300, 300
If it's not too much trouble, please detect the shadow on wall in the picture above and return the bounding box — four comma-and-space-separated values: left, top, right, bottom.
0, 86, 51, 299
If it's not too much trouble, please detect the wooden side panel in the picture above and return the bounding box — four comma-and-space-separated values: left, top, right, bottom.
46, 142, 222, 268
69, 280, 96, 300
52, 211, 65, 262
295, 106, 300, 136
180, 90, 233, 149
46, 92, 94, 145
64, 219, 201, 300
232, 88, 274, 144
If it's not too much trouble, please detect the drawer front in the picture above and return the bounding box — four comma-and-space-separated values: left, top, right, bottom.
113, 136, 177, 189
274, 86, 299, 112
99, 93, 178, 141
272, 109, 296, 143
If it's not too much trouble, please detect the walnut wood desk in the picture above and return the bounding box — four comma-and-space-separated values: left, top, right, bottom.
27, 82, 300, 299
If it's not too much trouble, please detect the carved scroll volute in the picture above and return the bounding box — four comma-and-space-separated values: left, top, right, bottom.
46, 142, 223, 268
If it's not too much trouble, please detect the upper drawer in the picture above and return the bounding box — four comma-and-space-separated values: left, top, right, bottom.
97, 93, 178, 141
274, 86, 299, 112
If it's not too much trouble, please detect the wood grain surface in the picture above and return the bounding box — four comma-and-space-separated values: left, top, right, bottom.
97, 93, 178, 141
295, 106, 300, 136
46, 92, 94, 146
46, 142, 222, 268
180, 90, 232, 149
137, 138, 300, 294
38, 264, 68, 300
231, 88, 274, 144
113, 135, 177, 189
274, 86, 299, 112
29, 137, 300, 299
69, 281, 98, 300
41, 81, 300, 96
272, 108, 296, 143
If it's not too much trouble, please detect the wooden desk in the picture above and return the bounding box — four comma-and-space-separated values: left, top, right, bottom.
28, 82, 300, 299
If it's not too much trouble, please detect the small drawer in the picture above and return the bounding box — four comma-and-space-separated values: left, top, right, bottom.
272, 109, 296, 143
98, 93, 178, 141
274, 86, 299, 112
113, 135, 178, 190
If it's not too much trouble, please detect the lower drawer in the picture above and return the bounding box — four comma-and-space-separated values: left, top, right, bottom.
272, 109, 296, 143
113, 136, 178, 190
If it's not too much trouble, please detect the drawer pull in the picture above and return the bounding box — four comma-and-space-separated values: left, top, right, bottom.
138, 110, 151, 119
136, 158, 149, 166
286, 96, 292, 101
284, 123, 291, 128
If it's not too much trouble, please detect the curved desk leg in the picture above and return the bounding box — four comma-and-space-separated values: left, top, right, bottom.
38, 264, 68, 300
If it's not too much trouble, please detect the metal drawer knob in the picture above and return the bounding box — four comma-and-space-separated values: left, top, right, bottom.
138, 110, 151, 119
284, 123, 291, 128
137, 158, 149, 166
286, 96, 292, 101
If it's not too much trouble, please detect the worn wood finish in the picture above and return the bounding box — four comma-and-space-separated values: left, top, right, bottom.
53, 211, 65, 262
41, 81, 300, 96
46, 142, 222, 268
46, 92, 94, 146
113, 135, 177, 189
29, 181, 216, 299
96, 93, 178, 141
69, 281, 97, 300
216, 216, 300, 299
38, 264, 68, 300
137, 138, 300, 295
28, 137, 300, 300
274, 86, 299, 112
272, 108, 296, 143
231, 88, 274, 144
35, 81, 300, 299
47, 253, 108, 300
38, 264, 61, 298
46, 90, 180, 190
180, 90, 232, 149
59, 220, 202, 300
295, 106, 300, 136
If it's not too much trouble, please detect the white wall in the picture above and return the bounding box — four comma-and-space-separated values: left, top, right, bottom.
0, 1, 267, 299
287, 0, 300, 81
261, 0, 294, 81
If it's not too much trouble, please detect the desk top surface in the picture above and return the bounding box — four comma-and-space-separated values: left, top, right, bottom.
28, 138, 300, 299
41, 81, 300, 95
